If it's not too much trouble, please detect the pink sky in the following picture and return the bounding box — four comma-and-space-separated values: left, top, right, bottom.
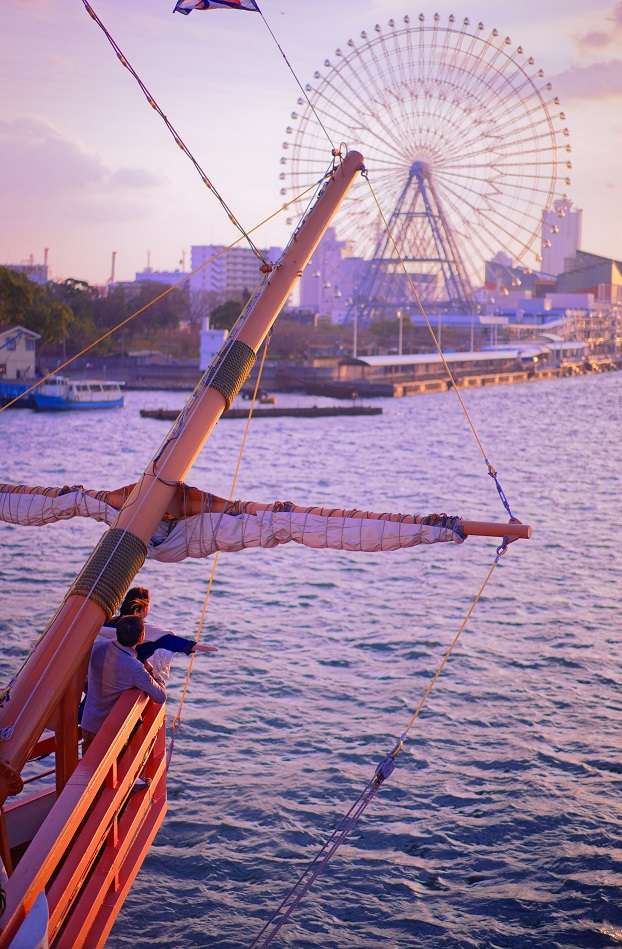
1, 0, 621, 283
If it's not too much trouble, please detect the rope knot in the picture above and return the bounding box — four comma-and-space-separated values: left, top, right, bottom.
260, 263, 273, 274
374, 753, 396, 787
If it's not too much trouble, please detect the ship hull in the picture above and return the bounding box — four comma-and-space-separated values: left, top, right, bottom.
33, 395, 124, 411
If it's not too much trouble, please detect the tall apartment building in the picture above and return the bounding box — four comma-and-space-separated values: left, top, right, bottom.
190, 245, 282, 300
541, 198, 582, 275
300, 228, 368, 322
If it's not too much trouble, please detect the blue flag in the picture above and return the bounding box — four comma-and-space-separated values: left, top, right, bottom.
174, 0, 260, 13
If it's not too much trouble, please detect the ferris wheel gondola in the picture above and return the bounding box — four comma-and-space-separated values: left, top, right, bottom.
280, 13, 571, 311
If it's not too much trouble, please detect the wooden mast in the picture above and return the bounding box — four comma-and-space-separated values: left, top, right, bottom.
0, 150, 365, 805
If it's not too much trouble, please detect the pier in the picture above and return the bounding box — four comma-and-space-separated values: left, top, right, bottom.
141, 405, 383, 422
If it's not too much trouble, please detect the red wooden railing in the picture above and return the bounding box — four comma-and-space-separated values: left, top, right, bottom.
0, 690, 167, 948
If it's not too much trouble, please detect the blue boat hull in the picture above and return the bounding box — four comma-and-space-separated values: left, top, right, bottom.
33, 395, 124, 411
0, 380, 36, 409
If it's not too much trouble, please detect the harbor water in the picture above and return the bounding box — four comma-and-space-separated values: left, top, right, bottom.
0, 372, 621, 948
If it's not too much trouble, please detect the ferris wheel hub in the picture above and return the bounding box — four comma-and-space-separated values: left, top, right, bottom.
410, 160, 431, 179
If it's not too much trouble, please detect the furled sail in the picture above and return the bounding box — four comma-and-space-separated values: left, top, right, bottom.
0, 484, 464, 564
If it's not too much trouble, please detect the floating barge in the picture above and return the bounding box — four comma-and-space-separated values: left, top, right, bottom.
141, 405, 383, 421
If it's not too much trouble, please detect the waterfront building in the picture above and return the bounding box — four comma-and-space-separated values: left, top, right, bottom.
190, 244, 282, 301
338, 342, 586, 386
134, 268, 188, 286
556, 250, 622, 303
0, 326, 40, 379
199, 317, 228, 371
541, 198, 582, 275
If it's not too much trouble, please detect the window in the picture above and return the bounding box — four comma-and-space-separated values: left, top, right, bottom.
6, 338, 16, 351
26, 339, 35, 351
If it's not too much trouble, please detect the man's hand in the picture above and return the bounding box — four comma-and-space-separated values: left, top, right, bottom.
191, 643, 218, 655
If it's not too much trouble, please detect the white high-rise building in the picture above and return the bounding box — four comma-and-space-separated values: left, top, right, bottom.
541, 199, 582, 275
199, 317, 228, 372
190, 245, 281, 299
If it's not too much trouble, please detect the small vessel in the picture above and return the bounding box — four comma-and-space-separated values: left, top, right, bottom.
0, 379, 36, 410
33, 377, 124, 411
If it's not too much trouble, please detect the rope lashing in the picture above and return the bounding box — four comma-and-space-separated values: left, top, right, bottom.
484, 460, 523, 556
249, 556, 500, 948
80, 0, 268, 266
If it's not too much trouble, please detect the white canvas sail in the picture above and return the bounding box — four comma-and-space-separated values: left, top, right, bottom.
0, 485, 464, 563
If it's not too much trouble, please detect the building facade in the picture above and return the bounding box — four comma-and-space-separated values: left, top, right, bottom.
190, 245, 282, 301
134, 268, 188, 286
541, 199, 582, 275
199, 318, 228, 372
300, 228, 369, 323
0, 326, 40, 379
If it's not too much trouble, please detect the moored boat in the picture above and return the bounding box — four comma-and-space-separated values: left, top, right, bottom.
0, 380, 37, 410
33, 377, 124, 411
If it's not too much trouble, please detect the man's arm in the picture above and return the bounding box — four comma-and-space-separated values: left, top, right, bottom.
132, 661, 167, 705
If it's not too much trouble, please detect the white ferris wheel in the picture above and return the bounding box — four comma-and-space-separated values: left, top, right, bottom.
279, 13, 572, 313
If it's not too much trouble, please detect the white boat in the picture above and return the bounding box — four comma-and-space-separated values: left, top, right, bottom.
33, 377, 124, 411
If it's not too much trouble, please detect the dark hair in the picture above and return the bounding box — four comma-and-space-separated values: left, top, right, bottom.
124, 597, 149, 616
116, 615, 145, 648
119, 587, 149, 615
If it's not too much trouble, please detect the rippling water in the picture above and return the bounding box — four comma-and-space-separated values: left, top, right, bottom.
1, 373, 621, 948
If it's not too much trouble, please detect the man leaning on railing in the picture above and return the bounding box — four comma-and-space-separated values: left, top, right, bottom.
81, 615, 166, 753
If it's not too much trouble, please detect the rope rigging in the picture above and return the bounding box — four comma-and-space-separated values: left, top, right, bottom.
363, 170, 520, 553
257, 7, 336, 153
243, 167, 525, 942
4, 3, 530, 937
167, 334, 272, 767
80, 0, 269, 265
0, 177, 321, 415
249, 556, 501, 948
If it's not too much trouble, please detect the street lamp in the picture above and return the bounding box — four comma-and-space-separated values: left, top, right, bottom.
397, 308, 404, 356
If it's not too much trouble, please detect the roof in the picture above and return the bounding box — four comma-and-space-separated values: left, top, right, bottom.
0, 325, 41, 342
354, 348, 548, 368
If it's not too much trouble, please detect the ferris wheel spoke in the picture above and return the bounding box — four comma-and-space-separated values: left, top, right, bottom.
437, 175, 539, 257
326, 51, 416, 159
435, 180, 541, 235
285, 14, 566, 300
365, 33, 419, 149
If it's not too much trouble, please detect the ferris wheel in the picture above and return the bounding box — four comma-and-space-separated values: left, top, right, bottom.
279, 13, 571, 309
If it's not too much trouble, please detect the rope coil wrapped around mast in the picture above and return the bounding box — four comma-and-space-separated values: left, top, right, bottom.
67, 528, 147, 619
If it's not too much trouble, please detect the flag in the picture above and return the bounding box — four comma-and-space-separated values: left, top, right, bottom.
174, 0, 260, 13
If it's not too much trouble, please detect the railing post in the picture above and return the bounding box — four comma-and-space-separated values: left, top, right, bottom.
55, 672, 82, 797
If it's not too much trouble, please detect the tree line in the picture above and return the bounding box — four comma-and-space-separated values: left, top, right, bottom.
0, 266, 464, 363
0, 268, 190, 355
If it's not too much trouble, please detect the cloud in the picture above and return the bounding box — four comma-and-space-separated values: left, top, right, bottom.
577, 1, 622, 47
579, 31, 611, 48
0, 117, 162, 199
553, 59, 622, 99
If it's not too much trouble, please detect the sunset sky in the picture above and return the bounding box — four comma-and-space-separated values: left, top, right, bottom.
1, 0, 621, 283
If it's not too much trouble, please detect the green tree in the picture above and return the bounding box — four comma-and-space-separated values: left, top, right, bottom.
93, 282, 189, 339
0, 267, 74, 349
209, 298, 246, 331
47, 278, 98, 351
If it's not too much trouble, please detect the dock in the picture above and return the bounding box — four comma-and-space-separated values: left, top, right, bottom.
141, 405, 383, 421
